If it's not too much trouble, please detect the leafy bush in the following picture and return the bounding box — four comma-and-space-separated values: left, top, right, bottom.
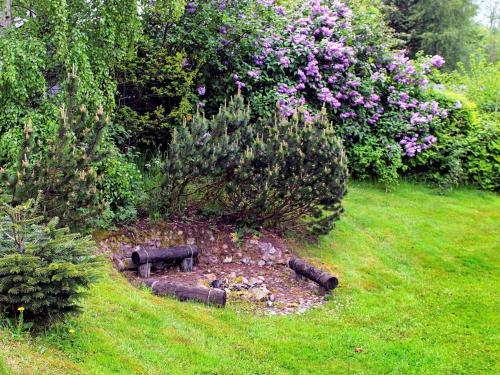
160, 93, 348, 235
442, 54, 500, 115
114, 0, 281, 152
464, 115, 500, 191
98, 151, 143, 224
0, 199, 100, 325
402, 90, 476, 189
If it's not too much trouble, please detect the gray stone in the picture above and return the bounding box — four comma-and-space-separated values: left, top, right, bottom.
248, 277, 263, 286
205, 273, 217, 283
249, 286, 271, 302
257, 260, 266, 267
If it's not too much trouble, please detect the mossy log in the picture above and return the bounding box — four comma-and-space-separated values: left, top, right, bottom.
288, 258, 338, 291
144, 279, 226, 307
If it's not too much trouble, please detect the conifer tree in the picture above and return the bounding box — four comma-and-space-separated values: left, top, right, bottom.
0, 67, 109, 228
0, 198, 100, 324
384, 0, 479, 67
162, 93, 348, 235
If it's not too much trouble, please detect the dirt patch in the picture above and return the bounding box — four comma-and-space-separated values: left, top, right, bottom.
98, 220, 333, 315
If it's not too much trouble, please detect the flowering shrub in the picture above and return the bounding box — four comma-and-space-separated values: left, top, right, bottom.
232, 0, 451, 184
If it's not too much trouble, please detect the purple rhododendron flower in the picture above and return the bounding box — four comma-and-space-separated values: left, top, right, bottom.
197, 85, 206, 96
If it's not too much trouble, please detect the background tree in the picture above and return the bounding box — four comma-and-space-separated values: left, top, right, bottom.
0, 0, 12, 27
383, 0, 479, 68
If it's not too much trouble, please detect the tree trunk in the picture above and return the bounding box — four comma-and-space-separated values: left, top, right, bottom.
132, 245, 199, 265
144, 279, 226, 307
288, 258, 338, 291
0, 0, 12, 27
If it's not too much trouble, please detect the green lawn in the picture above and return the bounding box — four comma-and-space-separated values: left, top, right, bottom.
1, 182, 498, 374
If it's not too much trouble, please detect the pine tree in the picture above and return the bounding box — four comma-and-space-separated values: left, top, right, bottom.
383, 0, 480, 67
0, 199, 100, 324
161, 93, 349, 235
0, 67, 109, 229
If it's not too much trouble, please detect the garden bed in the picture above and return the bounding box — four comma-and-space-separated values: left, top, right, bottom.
98, 220, 334, 315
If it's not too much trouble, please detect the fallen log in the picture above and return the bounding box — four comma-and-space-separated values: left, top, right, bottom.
144, 280, 226, 307
132, 245, 199, 265
288, 258, 338, 291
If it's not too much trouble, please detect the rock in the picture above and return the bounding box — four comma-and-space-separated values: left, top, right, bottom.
258, 242, 275, 254
269, 294, 276, 302
222, 244, 228, 250
211, 280, 224, 289
235, 276, 249, 284
229, 272, 237, 279
187, 238, 195, 245
223, 256, 233, 264
257, 260, 266, 267
267, 301, 273, 307
209, 256, 218, 264
241, 257, 250, 265
205, 273, 217, 283
248, 277, 263, 286
249, 286, 271, 302
116, 259, 125, 271
177, 230, 183, 236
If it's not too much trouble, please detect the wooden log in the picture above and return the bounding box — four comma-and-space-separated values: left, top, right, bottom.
144, 280, 226, 307
132, 245, 199, 265
138, 263, 151, 278
288, 258, 338, 291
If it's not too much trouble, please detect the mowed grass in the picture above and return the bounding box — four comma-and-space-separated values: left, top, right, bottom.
0, 182, 498, 374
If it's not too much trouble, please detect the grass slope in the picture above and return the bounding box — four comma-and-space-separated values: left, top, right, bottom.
1, 182, 498, 374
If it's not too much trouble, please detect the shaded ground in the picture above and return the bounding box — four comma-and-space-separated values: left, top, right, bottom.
100, 221, 329, 314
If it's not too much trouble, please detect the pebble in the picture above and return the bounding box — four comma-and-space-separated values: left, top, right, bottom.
257, 260, 266, 267
248, 277, 263, 286
205, 273, 217, 283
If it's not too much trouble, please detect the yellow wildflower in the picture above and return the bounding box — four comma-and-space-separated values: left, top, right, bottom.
17, 307, 25, 312
68, 329, 75, 334
230, 232, 238, 243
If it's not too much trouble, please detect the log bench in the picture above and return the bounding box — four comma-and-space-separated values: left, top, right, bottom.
287, 258, 338, 295
132, 245, 199, 278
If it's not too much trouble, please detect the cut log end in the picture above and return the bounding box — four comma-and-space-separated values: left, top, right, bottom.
131, 252, 141, 265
